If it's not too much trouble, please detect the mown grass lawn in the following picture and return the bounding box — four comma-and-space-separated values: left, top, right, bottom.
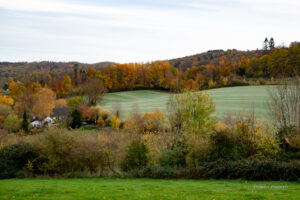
0, 178, 299, 200
101, 86, 273, 119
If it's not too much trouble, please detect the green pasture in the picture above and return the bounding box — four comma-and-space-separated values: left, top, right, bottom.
101, 86, 273, 119
0, 178, 299, 200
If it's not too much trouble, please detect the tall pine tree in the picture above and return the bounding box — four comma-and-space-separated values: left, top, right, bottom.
22, 110, 29, 133
269, 38, 275, 50
263, 38, 269, 51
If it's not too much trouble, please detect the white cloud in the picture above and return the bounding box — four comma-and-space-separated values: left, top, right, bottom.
0, 0, 299, 63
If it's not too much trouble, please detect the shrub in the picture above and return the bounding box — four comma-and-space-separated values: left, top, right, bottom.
209, 130, 239, 160
0, 105, 13, 125
120, 139, 149, 172
221, 77, 228, 86
136, 159, 300, 181
208, 80, 214, 88
167, 91, 216, 134
3, 115, 20, 132
78, 104, 99, 123
37, 129, 108, 174
100, 109, 110, 121
0, 143, 39, 179
111, 115, 120, 130
0, 104, 13, 118
54, 99, 67, 107
104, 119, 111, 127
124, 112, 144, 134
142, 109, 164, 133
277, 126, 300, 152
67, 97, 84, 110
158, 137, 188, 168
230, 78, 249, 86
97, 118, 105, 127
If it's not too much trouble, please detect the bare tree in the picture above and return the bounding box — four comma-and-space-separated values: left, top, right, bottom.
268, 78, 300, 130
268, 78, 300, 150
82, 78, 106, 106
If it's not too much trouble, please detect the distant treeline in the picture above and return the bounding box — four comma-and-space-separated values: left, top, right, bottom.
1, 42, 299, 94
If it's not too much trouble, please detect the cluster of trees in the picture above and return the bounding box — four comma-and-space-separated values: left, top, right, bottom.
81, 42, 299, 92
1, 80, 299, 180
2, 41, 299, 95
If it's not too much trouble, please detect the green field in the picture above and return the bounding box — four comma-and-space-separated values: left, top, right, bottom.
101, 86, 273, 119
0, 178, 299, 200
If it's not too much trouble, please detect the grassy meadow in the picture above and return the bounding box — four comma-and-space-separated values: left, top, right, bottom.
101, 86, 273, 119
1, 178, 299, 200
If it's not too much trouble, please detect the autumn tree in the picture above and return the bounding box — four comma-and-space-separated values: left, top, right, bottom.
82, 78, 105, 106
32, 88, 56, 119
0, 105, 13, 125
167, 91, 216, 135
0, 95, 14, 106
67, 96, 84, 110
55, 99, 67, 107
63, 75, 73, 92
8, 80, 20, 98
3, 114, 20, 132
219, 56, 232, 77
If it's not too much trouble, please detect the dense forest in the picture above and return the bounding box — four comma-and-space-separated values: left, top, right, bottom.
1, 41, 299, 95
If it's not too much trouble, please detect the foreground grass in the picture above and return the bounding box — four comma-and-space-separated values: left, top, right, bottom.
101, 86, 272, 119
0, 178, 299, 200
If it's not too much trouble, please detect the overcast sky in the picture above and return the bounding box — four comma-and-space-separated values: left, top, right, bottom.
0, 0, 299, 63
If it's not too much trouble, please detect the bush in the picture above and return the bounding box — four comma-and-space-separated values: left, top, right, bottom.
136, 159, 300, 181
54, 99, 67, 107
277, 126, 300, 152
97, 118, 105, 127
0, 104, 13, 118
167, 91, 216, 134
158, 138, 188, 168
142, 109, 164, 133
138, 166, 179, 179
3, 115, 20, 132
111, 115, 120, 130
67, 97, 84, 110
120, 139, 149, 172
37, 129, 108, 175
209, 130, 239, 160
100, 109, 110, 121
0, 143, 39, 179
230, 78, 249, 86
124, 112, 144, 134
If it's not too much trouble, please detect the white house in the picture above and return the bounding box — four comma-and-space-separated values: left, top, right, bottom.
31, 121, 42, 128
42, 116, 54, 125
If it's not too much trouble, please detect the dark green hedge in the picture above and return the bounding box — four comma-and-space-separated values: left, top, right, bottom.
137, 159, 300, 181
0, 143, 39, 179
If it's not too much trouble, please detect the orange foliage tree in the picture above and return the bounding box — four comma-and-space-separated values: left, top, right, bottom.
32, 88, 56, 119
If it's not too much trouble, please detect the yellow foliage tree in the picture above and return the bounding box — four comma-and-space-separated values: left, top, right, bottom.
9, 81, 20, 98
208, 80, 214, 89
221, 77, 228, 86
0, 95, 14, 106
111, 115, 120, 130
33, 88, 56, 119
55, 99, 67, 107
